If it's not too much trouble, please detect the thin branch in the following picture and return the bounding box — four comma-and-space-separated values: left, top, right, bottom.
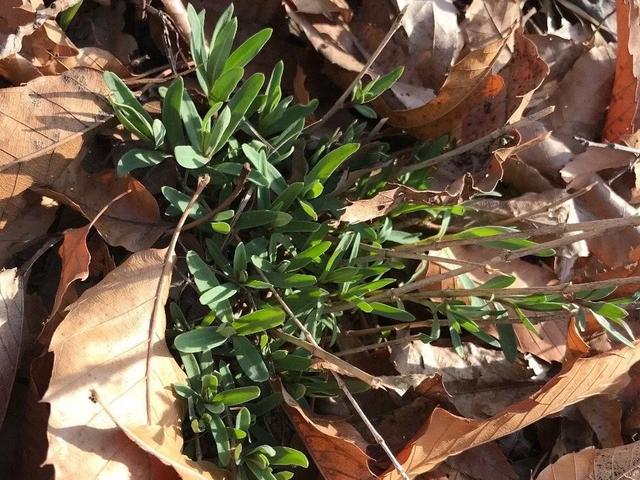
261, 269, 409, 480
394, 214, 640, 253
335, 335, 422, 356
158, 0, 191, 41
182, 163, 251, 232
394, 106, 554, 176
146, 174, 210, 424
307, 6, 407, 132
344, 311, 571, 337
406, 275, 640, 299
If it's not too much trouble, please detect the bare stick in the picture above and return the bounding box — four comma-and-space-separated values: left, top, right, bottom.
394, 214, 640, 253
345, 311, 570, 337
407, 275, 640, 299
395, 106, 554, 176
336, 335, 422, 356
260, 270, 409, 480
182, 164, 251, 232
307, 7, 407, 132
573, 137, 640, 156
146, 174, 209, 424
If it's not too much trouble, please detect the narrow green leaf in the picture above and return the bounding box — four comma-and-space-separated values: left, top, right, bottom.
363, 66, 404, 101
210, 66, 244, 103
208, 414, 231, 466
174, 328, 227, 353
480, 274, 516, 289
232, 307, 285, 335
305, 143, 359, 185
199, 283, 238, 307
225, 28, 272, 70
285, 241, 331, 272
270, 447, 309, 468
233, 336, 269, 382
162, 77, 185, 148
369, 302, 415, 321
213, 386, 261, 405
236, 210, 292, 229
174, 145, 211, 169
117, 149, 168, 176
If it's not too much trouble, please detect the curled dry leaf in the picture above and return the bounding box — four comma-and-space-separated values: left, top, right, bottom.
382, 342, 640, 478
377, 37, 507, 139
0, 268, 23, 425
280, 386, 377, 480
42, 249, 201, 479
536, 441, 640, 480
462, 0, 520, 56
0, 68, 163, 262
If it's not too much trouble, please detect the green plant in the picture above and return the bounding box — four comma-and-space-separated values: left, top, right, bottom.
104, 3, 637, 478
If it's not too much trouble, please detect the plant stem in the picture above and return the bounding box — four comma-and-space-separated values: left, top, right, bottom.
261, 269, 409, 480
146, 174, 209, 425
182, 163, 251, 232
307, 6, 407, 132
336, 335, 422, 356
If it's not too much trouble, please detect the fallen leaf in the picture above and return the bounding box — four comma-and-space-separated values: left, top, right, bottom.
603, 0, 640, 141
395, 0, 461, 89
545, 44, 615, 141
391, 339, 539, 418
561, 145, 635, 189
339, 186, 451, 224
280, 386, 377, 480
0, 68, 163, 258
462, 0, 520, 62
43, 249, 190, 479
378, 38, 507, 139
111, 421, 227, 480
0, 268, 23, 425
51, 192, 128, 316
536, 441, 640, 480
382, 342, 640, 478
578, 396, 624, 448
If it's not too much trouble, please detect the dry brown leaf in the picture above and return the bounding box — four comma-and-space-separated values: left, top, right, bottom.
382, 343, 640, 478
0, 68, 163, 259
579, 396, 624, 448
378, 38, 506, 139
395, 0, 461, 89
536, 441, 640, 480
391, 339, 539, 418
462, 0, 520, 58
112, 422, 228, 480
561, 146, 636, 189
603, 0, 640, 141
43, 249, 193, 479
339, 186, 451, 224
0, 268, 23, 425
280, 386, 377, 480
546, 44, 615, 141
459, 30, 548, 142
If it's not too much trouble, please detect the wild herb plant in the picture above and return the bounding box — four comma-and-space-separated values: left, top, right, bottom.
104, 3, 637, 478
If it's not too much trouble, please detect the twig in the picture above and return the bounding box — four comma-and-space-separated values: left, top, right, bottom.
182, 163, 251, 232
395, 106, 555, 176
261, 270, 409, 480
158, 0, 191, 41
330, 225, 640, 313
573, 136, 640, 156
146, 174, 210, 424
221, 185, 255, 250
406, 275, 640, 299
335, 335, 422, 356
0, 0, 83, 59
360, 244, 487, 268
345, 311, 571, 336
307, 7, 407, 132
395, 214, 640, 253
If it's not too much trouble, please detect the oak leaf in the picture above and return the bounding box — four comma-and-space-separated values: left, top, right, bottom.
382, 343, 640, 478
